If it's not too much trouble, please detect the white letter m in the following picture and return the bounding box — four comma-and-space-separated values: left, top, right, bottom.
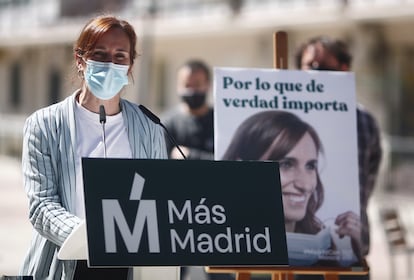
102, 173, 160, 253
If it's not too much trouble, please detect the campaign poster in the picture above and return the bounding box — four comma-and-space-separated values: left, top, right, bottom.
214, 67, 361, 267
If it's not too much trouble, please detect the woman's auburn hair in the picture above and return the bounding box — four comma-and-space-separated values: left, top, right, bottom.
74, 15, 137, 65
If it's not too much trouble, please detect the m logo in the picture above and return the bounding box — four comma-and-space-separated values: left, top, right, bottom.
102, 173, 160, 253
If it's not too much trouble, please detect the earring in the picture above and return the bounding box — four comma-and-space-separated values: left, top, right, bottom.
77, 68, 84, 79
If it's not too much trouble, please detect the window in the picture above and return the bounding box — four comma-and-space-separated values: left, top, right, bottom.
48, 68, 61, 104
10, 62, 21, 109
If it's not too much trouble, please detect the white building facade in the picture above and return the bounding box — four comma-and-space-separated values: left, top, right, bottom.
1, 0, 413, 191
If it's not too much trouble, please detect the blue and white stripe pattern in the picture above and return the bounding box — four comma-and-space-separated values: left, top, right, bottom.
20, 91, 167, 279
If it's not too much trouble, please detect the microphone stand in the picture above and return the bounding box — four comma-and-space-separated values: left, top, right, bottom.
138, 104, 187, 160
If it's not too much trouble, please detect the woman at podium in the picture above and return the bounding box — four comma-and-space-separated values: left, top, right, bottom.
19, 15, 167, 279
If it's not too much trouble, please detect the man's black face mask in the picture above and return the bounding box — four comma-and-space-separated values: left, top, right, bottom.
181, 91, 207, 109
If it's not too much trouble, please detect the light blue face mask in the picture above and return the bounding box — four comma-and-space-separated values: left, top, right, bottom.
84, 60, 129, 100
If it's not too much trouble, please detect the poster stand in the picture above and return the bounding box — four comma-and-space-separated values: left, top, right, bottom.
206, 31, 370, 280
205, 262, 369, 280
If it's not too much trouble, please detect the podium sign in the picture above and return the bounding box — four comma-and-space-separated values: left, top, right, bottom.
82, 158, 288, 267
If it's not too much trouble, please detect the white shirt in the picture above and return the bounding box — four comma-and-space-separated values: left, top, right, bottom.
74, 101, 132, 218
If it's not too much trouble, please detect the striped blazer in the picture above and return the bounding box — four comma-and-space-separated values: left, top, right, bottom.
20, 92, 167, 279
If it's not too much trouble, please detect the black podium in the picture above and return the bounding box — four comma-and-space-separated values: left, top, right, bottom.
76, 158, 288, 268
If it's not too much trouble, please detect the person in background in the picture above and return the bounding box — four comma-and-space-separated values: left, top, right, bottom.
19, 15, 167, 280
162, 59, 214, 160
162, 60, 232, 280
294, 35, 383, 279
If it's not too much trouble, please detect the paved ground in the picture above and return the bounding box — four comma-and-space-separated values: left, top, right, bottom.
0, 156, 32, 277
0, 155, 413, 279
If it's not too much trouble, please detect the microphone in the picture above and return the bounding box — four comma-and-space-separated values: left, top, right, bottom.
99, 105, 107, 158
138, 104, 187, 160
99, 105, 106, 124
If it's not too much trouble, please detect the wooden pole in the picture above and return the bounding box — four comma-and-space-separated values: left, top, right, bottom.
236, 272, 251, 280
273, 31, 288, 69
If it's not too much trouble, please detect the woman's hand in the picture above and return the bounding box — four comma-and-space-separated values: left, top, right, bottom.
335, 210, 362, 260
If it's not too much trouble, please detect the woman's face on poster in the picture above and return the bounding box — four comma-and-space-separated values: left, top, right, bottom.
279, 132, 318, 225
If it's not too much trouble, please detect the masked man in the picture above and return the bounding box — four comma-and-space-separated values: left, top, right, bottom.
162, 59, 214, 160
